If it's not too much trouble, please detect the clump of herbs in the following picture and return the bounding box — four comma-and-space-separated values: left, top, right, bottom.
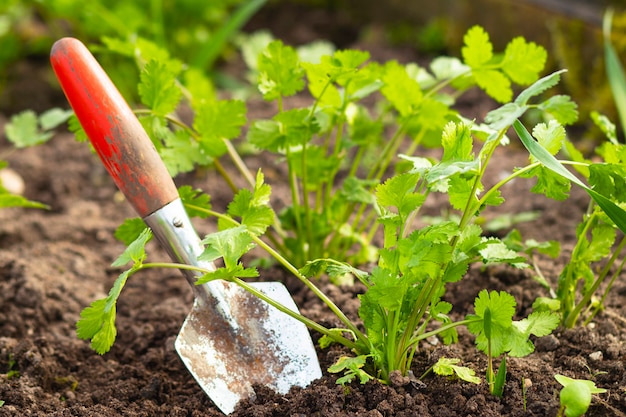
68, 25, 624, 389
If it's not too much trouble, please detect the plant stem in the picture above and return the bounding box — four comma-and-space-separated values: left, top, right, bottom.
568, 233, 626, 328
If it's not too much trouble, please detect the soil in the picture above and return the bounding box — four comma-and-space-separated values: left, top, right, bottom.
1, 3, 626, 417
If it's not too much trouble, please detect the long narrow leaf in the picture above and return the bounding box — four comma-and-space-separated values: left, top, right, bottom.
604, 9, 626, 136
192, 0, 267, 69
514, 120, 626, 234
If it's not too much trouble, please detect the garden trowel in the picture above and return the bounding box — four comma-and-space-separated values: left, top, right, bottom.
50, 37, 321, 415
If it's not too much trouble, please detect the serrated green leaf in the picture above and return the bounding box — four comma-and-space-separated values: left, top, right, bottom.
180, 186, 212, 219
474, 69, 512, 103
328, 355, 373, 385
194, 99, 246, 158
426, 160, 479, 193
111, 228, 152, 267
515, 119, 626, 235
501, 37, 547, 85
433, 357, 481, 384
507, 311, 559, 357
462, 26, 493, 68
478, 239, 528, 267
381, 61, 423, 117
226, 171, 274, 235
138, 59, 181, 116
5, 110, 53, 147
68, 114, 88, 143
114, 218, 147, 246
466, 290, 516, 357
538, 95, 578, 125
523, 165, 571, 200
200, 225, 255, 269
39, 108, 73, 130
589, 163, 626, 203
442, 121, 473, 161
258, 40, 304, 100
375, 173, 424, 219
532, 120, 565, 157
248, 108, 313, 152
76, 264, 136, 354
591, 111, 618, 143
160, 129, 210, 176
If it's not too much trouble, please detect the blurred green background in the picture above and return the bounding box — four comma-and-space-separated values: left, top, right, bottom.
1, 0, 625, 140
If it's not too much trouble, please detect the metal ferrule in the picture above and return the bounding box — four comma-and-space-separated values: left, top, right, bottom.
143, 198, 239, 331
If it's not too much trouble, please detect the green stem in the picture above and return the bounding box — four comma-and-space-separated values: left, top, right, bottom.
559, 212, 596, 326
185, 204, 367, 344
567, 234, 626, 328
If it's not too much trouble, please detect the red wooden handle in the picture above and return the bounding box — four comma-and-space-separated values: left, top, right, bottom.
50, 37, 178, 218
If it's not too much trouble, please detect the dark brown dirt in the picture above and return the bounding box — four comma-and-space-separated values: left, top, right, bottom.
1, 4, 626, 416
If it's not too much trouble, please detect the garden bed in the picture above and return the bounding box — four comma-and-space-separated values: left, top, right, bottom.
1, 4, 626, 417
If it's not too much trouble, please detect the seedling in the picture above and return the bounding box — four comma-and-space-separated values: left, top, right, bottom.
1, 108, 69, 209
466, 290, 559, 396
555, 374, 606, 417
421, 357, 481, 385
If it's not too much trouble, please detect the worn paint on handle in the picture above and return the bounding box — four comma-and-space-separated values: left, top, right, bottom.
50, 37, 178, 217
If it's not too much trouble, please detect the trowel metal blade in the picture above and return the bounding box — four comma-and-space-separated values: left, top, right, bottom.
175, 281, 322, 415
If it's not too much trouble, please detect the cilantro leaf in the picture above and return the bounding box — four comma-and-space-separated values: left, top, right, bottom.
0, 193, 48, 210
138, 59, 181, 117
522, 165, 571, 200
227, 170, 275, 235
532, 120, 565, 157
589, 163, 626, 203
462, 26, 493, 68
507, 311, 559, 357
257, 40, 305, 100
5, 110, 54, 147
194, 99, 247, 158
200, 225, 256, 269
111, 228, 153, 267
247, 108, 314, 152
478, 238, 528, 268
77, 229, 152, 354
299, 258, 370, 286
114, 218, 148, 246
442, 121, 473, 161
538, 95, 578, 125
375, 173, 424, 219
328, 355, 373, 385
179, 186, 212, 219
466, 290, 516, 357
381, 61, 423, 117
474, 69, 512, 103
433, 357, 481, 384
501, 37, 547, 85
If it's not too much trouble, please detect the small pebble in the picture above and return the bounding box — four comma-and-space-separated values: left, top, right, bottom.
589, 351, 603, 361
0, 168, 25, 195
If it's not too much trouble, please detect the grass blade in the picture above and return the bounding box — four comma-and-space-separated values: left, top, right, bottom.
192, 0, 267, 70
514, 119, 626, 234
604, 9, 626, 137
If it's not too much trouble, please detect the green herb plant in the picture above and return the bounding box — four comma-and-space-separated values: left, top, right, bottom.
1, 108, 71, 209
555, 374, 606, 417
521, 12, 626, 327
420, 357, 481, 385
73, 24, 626, 388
